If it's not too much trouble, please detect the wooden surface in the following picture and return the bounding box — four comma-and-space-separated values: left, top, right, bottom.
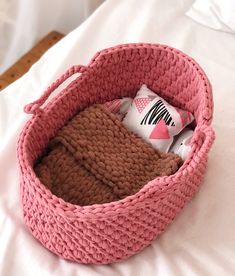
0, 31, 64, 91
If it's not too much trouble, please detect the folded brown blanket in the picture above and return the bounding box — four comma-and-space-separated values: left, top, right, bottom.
35, 105, 182, 206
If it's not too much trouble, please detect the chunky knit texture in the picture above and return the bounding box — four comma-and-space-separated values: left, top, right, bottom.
35, 105, 182, 205
17, 43, 215, 264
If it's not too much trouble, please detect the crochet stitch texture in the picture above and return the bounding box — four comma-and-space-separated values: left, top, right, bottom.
18, 43, 215, 264
35, 104, 182, 205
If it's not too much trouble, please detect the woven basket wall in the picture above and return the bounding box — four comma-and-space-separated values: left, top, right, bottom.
17, 43, 215, 264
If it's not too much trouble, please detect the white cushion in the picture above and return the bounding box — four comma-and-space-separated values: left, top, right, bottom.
123, 85, 194, 153
170, 128, 194, 160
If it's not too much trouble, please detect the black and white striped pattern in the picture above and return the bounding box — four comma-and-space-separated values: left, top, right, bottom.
140, 99, 175, 126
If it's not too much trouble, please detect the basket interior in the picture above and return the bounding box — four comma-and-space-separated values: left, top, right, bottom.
24, 46, 210, 170
17, 45, 214, 265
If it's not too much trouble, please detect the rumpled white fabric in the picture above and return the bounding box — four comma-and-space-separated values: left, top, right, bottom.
186, 0, 235, 33
0, 0, 235, 275
0, 0, 104, 73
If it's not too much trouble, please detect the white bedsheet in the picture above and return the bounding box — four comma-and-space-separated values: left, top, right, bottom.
0, 0, 235, 275
0, 0, 104, 73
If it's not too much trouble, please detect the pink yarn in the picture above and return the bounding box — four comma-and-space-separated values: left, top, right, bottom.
17, 43, 215, 264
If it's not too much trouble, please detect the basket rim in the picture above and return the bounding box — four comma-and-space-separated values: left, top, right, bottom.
18, 124, 215, 219
88, 43, 213, 122
17, 43, 215, 219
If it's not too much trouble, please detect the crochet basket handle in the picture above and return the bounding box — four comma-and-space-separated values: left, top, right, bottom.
192, 125, 215, 157
24, 65, 87, 115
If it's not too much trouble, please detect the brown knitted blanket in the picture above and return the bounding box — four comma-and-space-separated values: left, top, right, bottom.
35, 105, 182, 206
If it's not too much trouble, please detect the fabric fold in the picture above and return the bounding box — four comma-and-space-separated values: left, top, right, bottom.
35, 105, 182, 205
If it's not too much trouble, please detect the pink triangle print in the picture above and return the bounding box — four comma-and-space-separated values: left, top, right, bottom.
175, 107, 193, 128
148, 95, 157, 100
104, 99, 121, 114
149, 119, 170, 139
134, 98, 151, 113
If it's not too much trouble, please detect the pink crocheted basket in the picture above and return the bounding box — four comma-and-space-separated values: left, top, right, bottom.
17, 43, 215, 264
